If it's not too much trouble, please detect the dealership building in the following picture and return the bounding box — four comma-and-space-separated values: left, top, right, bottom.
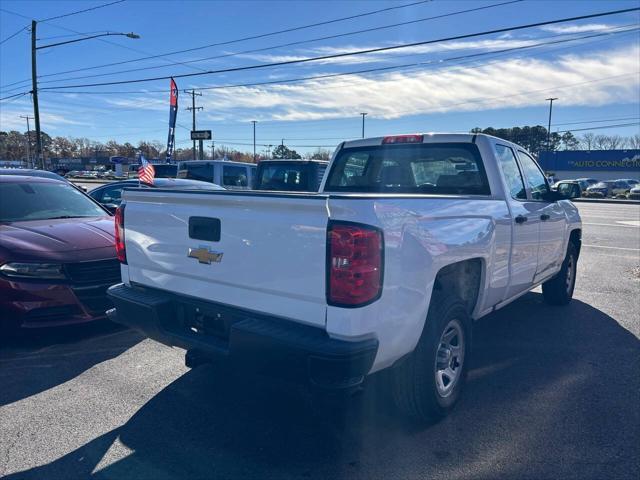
538, 149, 640, 181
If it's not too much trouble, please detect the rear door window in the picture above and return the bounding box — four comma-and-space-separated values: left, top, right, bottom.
184, 164, 213, 182
256, 164, 310, 191
223, 166, 248, 187
325, 143, 490, 195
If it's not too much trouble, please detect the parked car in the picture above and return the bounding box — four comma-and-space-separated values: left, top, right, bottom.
0, 168, 88, 192
107, 133, 582, 421
177, 160, 256, 189
575, 177, 599, 186
253, 159, 329, 192
0, 176, 118, 334
89, 178, 225, 212
614, 178, 639, 186
584, 180, 632, 198
628, 184, 640, 200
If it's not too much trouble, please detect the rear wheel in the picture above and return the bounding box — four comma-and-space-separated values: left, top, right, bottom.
542, 242, 578, 306
391, 292, 470, 421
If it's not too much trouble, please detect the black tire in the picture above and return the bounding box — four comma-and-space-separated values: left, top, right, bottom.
542, 242, 578, 306
391, 292, 471, 421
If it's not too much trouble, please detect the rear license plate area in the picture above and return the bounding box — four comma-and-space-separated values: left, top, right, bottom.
169, 300, 241, 343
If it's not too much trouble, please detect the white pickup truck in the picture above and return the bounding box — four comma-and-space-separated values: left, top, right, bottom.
107, 133, 582, 420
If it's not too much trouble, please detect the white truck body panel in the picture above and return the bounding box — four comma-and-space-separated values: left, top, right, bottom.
122, 192, 328, 327
118, 133, 581, 373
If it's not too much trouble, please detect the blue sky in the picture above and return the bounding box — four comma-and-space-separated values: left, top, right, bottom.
1, 0, 639, 155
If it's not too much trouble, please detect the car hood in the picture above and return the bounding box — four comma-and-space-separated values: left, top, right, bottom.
0, 216, 115, 262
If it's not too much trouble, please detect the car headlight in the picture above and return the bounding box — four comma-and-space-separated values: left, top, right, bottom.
0, 262, 67, 279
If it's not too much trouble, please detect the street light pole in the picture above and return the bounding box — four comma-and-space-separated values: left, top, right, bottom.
251, 120, 257, 162
546, 97, 558, 151
360, 112, 367, 138
30, 26, 140, 170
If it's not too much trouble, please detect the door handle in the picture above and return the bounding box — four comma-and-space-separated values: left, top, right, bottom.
515, 215, 528, 224
540, 214, 550, 221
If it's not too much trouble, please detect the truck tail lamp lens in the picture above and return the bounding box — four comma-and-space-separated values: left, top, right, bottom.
382, 134, 423, 144
328, 222, 383, 307
114, 205, 127, 264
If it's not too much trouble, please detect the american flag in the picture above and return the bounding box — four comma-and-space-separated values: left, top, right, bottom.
138, 154, 155, 184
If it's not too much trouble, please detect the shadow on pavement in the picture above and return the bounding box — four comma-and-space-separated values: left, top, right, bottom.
0, 321, 143, 407
6, 293, 640, 480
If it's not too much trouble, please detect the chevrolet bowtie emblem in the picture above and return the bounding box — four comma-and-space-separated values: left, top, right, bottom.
188, 247, 223, 264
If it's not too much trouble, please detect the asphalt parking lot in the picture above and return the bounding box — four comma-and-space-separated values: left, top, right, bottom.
1, 201, 638, 480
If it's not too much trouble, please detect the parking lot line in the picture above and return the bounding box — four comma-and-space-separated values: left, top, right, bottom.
583, 223, 640, 228
582, 244, 640, 252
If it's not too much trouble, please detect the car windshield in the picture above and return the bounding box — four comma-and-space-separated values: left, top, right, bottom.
0, 181, 106, 222
593, 182, 609, 188
325, 143, 490, 195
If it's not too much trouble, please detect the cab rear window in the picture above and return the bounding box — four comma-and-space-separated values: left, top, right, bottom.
325, 143, 490, 195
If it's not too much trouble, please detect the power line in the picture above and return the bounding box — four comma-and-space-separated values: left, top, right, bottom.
552, 116, 640, 126
39, 0, 126, 22
555, 122, 640, 133
16, 0, 433, 83
30, 7, 640, 91
35, 25, 639, 96
0, 25, 28, 46
0, 5, 208, 88
0, 91, 29, 101
29, 0, 522, 85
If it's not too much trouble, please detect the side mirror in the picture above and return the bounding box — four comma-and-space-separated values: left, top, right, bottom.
555, 183, 581, 200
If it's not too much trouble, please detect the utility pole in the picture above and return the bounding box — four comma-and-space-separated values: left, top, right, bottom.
30, 20, 43, 169
360, 112, 367, 138
185, 89, 202, 160
545, 98, 558, 151
20, 115, 34, 167
210, 142, 215, 159
251, 120, 257, 162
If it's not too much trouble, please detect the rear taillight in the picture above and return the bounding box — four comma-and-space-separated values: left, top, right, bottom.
328, 222, 383, 307
382, 134, 423, 144
114, 205, 126, 264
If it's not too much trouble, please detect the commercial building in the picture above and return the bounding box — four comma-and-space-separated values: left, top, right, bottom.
538, 149, 640, 181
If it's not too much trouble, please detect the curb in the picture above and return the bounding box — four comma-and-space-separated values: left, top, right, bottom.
573, 198, 640, 205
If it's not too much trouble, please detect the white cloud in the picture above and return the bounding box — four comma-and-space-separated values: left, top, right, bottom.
237, 38, 549, 66
194, 45, 640, 122
540, 23, 616, 34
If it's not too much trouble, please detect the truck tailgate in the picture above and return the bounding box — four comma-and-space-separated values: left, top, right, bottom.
121, 190, 329, 327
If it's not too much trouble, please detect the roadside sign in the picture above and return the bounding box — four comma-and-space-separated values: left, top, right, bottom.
191, 130, 212, 140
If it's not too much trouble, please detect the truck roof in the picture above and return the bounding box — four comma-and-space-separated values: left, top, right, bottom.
341, 132, 484, 149
257, 159, 329, 164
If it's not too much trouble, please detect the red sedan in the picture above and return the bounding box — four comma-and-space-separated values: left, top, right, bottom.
0, 176, 119, 333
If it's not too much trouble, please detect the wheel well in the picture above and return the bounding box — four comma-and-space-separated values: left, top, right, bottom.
569, 229, 582, 258
433, 259, 483, 315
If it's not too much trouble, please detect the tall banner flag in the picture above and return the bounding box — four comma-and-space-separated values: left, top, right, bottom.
165, 78, 178, 162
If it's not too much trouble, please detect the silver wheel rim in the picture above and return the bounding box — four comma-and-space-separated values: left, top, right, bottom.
566, 254, 575, 294
434, 319, 465, 398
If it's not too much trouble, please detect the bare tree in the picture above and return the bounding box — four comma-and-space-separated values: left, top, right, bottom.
580, 133, 595, 150
628, 133, 640, 149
